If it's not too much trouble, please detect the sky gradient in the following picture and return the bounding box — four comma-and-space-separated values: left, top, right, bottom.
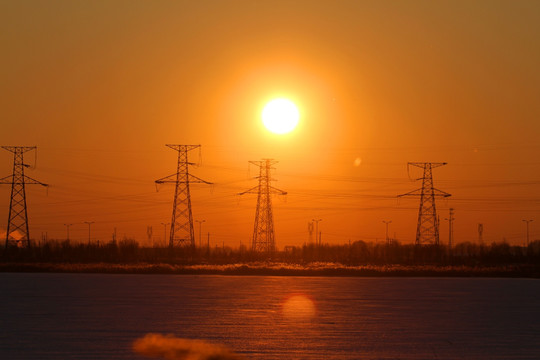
1, 0, 539, 247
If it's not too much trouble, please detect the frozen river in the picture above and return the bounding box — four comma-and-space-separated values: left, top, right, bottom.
0, 273, 539, 359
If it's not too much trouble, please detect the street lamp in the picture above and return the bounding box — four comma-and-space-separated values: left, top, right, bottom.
382, 220, 392, 245
312, 218, 322, 246
195, 220, 206, 248
84, 221, 94, 245
161, 222, 170, 246
523, 219, 533, 247
64, 223, 73, 241
445, 208, 455, 253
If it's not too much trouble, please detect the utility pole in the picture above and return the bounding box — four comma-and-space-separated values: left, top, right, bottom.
155, 145, 212, 248
64, 223, 73, 241
195, 219, 206, 248
312, 218, 322, 246
239, 159, 286, 252
382, 220, 392, 245
398, 162, 451, 246
445, 208, 455, 253
84, 221, 94, 245
523, 219, 533, 247
0, 146, 48, 248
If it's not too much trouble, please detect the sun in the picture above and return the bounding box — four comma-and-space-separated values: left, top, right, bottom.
261, 98, 300, 134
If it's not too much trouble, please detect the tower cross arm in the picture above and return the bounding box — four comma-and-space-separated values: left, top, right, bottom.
249, 159, 278, 167
269, 185, 287, 195
398, 187, 451, 197
165, 144, 201, 152
408, 162, 447, 168
0, 174, 47, 186
238, 185, 259, 195
432, 187, 451, 197
0, 175, 12, 184
155, 173, 212, 184
187, 174, 213, 184
1, 146, 36, 153
22, 175, 49, 187
238, 185, 287, 196
155, 173, 177, 184
398, 188, 423, 197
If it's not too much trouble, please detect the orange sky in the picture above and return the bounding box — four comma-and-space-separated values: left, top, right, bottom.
1, 0, 539, 247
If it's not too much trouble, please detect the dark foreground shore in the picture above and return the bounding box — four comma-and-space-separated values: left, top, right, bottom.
1, 262, 539, 278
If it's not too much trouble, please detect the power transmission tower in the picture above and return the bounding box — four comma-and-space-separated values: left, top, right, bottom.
0, 146, 48, 248
155, 145, 211, 248
398, 162, 450, 246
239, 159, 286, 252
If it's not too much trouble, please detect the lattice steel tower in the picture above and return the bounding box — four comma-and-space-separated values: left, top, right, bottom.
239, 159, 286, 252
0, 146, 48, 248
398, 162, 450, 245
155, 145, 211, 248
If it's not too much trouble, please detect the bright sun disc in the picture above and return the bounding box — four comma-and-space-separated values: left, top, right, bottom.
262, 98, 299, 134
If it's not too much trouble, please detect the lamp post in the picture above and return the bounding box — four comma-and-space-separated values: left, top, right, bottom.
195, 220, 206, 248
64, 223, 73, 241
382, 220, 392, 245
160, 222, 170, 247
523, 219, 533, 247
445, 208, 455, 254
312, 218, 322, 246
84, 221, 94, 245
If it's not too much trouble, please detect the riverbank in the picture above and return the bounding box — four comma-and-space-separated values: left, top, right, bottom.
1, 262, 539, 278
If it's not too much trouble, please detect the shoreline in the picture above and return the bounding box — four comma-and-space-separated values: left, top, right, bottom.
1, 262, 539, 278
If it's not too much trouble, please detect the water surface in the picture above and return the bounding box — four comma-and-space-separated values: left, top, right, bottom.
0, 274, 538, 359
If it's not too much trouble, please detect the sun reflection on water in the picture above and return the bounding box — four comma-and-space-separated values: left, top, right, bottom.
281, 294, 316, 319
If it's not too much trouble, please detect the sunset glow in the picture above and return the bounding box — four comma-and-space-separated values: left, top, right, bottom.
261, 98, 299, 134
0, 1, 539, 250
1, 2, 539, 359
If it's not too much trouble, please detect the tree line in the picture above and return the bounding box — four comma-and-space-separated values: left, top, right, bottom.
1, 238, 539, 266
